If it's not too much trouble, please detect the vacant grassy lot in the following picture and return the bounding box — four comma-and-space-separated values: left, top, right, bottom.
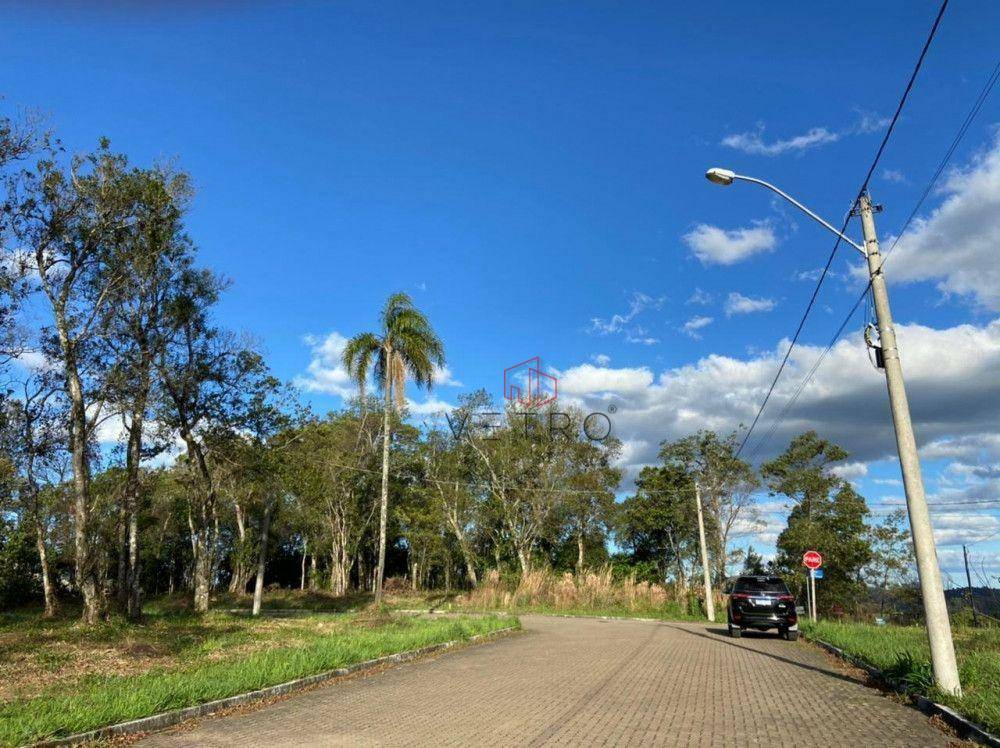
0, 604, 513, 747
395, 569, 710, 622
802, 620, 1000, 737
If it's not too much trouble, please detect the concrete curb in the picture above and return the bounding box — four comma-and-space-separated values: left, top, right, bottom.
32, 625, 519, 748
810, 637, 999, 747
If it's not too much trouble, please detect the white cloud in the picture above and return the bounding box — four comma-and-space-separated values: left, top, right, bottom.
722, 126, 839, 156
559, 364, 654, 396
724, 292, 776, 317
831, 461, 868, 480
406, 397, 455, 416
591, 354, 611, 366
294, 331, 356, 398
854, 110, 890, 134
722, 113, 888, 157
553, 318, 1000, 488
681, 316, 713, 339
588, 291, 665, 344
687, 287, 713, 305
432, 364, 462, 387
873, 478, 902, 486
875, 133, 1000, 310
683, 223, 776, 266
881, 168, 907, 184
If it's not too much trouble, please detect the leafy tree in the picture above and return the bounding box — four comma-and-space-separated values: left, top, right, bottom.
615, 465, 697, 588
156, 266, 277, 612
105, 164, 195, 619
865, 508, 914, 615
740, 546, 767, 576
658, 430, 759, 583
342, 292, 444, 604
764, 431, 872, 612
17, 141, 142, 623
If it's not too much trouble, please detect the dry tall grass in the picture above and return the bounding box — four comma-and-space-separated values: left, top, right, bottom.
457, 568, 706, 619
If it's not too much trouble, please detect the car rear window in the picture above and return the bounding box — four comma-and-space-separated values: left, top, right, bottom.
733, 577, 789, 594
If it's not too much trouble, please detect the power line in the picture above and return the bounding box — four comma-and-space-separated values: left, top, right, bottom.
746, 30, 1000, 465
735, 0, 949, 460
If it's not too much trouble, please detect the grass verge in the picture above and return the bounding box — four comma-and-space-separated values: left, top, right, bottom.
0, 611, 513, 747
801, 620, 1000, 738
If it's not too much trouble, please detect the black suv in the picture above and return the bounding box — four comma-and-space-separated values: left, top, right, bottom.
726, 575, 798, 640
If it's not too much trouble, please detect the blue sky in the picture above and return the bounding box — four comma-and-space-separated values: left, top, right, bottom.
4, 1, 999, 581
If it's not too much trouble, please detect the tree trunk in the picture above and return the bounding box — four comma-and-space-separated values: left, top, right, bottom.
123, 398, 146, 620
447, 513, 478, 588
229, 502, 247, 593
300, 537, 308, 591
183, 434, 217, 613
35, 520, 58, 617
193, 525, 212, 612
577, 529, 585, 572
516, 544, 531, 576
66, 363, 100, 624
375, 365, 392, 605
251, 499, 274, 617
310, 554, 318, 590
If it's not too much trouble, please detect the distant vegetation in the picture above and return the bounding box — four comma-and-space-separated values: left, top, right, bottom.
0, 107, 985, 632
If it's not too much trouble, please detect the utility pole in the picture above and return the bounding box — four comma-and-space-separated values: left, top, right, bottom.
859, 192, 962, 696
963, 545, 979, 628
694, 481, 715, 622
809, 570, 817, 622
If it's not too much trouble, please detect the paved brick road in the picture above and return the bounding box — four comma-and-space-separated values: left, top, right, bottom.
140, 615, 951, 747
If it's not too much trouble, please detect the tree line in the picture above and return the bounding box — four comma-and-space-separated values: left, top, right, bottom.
0, 110, 914, 624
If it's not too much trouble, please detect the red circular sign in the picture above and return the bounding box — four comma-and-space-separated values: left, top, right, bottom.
803, 551, 823, 570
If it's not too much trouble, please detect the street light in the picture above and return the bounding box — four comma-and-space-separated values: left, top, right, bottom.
705, 167, 963, 697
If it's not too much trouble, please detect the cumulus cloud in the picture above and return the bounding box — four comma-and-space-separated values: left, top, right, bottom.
294, 331, 357, 398
681, 316, 713, 339
432, 364, 462, 387
683, 223, 776, 265
591, 354, 611, 366
831, 461, 868, 480
553, 318, 1000, 489
724, 292, 776, 317
876, 133, 1000, 310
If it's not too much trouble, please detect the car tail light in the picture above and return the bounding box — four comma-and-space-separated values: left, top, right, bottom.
778, 595, 795, 602
730, 593, 751, 600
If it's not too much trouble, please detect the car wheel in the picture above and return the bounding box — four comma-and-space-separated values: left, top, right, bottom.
730, 625, 741, 638
783, 630, 798, 641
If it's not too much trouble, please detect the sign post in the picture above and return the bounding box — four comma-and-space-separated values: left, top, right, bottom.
803, 551, 823, 622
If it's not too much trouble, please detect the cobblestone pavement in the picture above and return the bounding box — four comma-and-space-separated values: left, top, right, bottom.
139, 615, 952, 747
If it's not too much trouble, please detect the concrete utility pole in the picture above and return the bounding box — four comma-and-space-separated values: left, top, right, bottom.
694, 482, 715, 622
858, 193, 962, 696
704, 168, 963, 697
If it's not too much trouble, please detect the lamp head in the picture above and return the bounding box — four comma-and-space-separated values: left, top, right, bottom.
705, 167, 736, 186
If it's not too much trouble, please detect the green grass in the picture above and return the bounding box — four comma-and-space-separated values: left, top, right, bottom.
0, 610, 513, 747
802, 620, 1000, 737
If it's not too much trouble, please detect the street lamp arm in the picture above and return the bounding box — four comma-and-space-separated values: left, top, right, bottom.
731, 174, 866, 255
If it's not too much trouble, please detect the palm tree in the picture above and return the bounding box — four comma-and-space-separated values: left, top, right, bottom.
343, 292, 444, 604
